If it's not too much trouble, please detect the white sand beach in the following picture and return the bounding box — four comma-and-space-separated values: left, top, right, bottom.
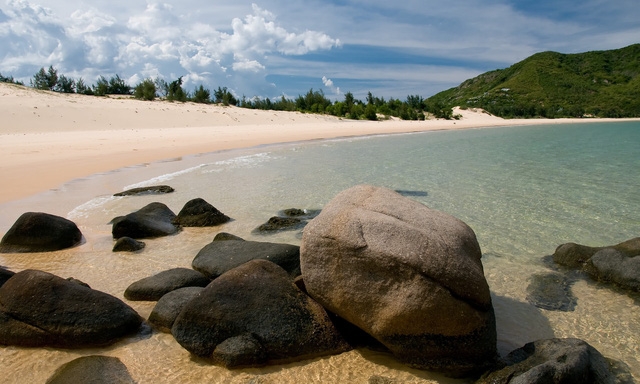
4, 82, 633, 204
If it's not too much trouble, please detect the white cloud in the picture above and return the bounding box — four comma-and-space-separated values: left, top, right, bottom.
322, 76, 341, 96
232, 60, 265, 73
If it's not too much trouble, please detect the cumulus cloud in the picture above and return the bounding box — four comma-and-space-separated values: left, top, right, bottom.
0, 0, 340, 94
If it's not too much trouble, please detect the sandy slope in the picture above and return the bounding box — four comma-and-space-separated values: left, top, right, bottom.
1, 82, 636, 203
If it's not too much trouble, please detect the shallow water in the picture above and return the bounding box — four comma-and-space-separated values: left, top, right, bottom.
1, 122, 639, 383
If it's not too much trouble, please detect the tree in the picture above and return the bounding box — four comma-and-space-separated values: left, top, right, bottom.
154, 78, 169, 98
213, 86, 237, 106
93, 76, 109, 96
133, 78, 157, 101
364, 103, 378, 121
75, 78, 92, 95
107, 74, 131, 95
192, 84, 210, 103
54, 74, 75, 93
167, 77, 187, 102
31, 66, 58, 90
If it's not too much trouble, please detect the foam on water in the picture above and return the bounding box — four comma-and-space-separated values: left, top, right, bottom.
1, 121, 639, 383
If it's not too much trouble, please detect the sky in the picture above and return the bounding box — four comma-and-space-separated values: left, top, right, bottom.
1, 0, 638, 101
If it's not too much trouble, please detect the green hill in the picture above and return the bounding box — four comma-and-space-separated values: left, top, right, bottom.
426, 44, 640, 118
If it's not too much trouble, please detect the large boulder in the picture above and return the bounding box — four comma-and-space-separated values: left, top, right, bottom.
192, 239, 300, 279
0, 267, 15, 287
300, 185, 496, 375
46, 355, 136, 384
111, 202, 180, 239
148, 286, 204, 332
477, 338, 615, 384
0, 212, 83, 253
124, 268, 210, 301
173, 198, 231, 227
171, 259, 350, 367
0, 269, 142, 347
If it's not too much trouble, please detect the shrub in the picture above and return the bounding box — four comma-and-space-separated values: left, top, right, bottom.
192, 85, 210, 103
134, 78, 157, 101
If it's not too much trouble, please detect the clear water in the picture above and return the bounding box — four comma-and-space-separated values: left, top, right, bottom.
1, 122, 639, 383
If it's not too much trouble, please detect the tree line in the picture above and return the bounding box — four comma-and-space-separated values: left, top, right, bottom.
1, 66, 456, 120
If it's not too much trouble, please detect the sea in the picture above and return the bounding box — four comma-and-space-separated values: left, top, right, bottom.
0, 121, 638, 383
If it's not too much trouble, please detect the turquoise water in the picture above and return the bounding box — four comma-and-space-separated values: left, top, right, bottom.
1, 121, 639, 383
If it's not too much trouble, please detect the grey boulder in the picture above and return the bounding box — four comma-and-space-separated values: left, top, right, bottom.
46, 355, 135, 384
300, 185, 496, 375
111, 202, 180, 239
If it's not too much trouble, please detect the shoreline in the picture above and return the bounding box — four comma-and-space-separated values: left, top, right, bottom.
2, 82, 639, 205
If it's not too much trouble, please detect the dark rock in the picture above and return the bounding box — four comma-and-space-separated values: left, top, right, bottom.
124, 268, 210, 301
112, 237, 145, 252
300, 185, 496, 375
213, 232, 244, 241
477, 338, 616, 384
526, 272, 577, 311
45, 355, 135, 384
0, 212, 83, 253
212, 333, 267, 368
172, 259, 350, 365
114, 185, 174, 196
552, 238, 640, 293
553, 237, 640, 268
585, 249, 640, 292
255, 216, 304, 232
111, 202, 180, 239
278, 208, 321, 220
148, 286, 204, 332
192, 239, 300, 279
174, 198, 231, 227
0, 269, 142, 347
0, 267, 15, 287
66, 277, 91, 288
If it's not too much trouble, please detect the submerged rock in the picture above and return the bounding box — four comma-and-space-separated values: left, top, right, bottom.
111, 202, 180, 239
114, 185, 174, 196
300, 185, 497, 375
0, 212, 83, 253
255, 216, 304, 232
172, 259, 350, 366
526, 272, 577, 311
173, 198, 231, 227
477, 338, 616, 384
45, 355, 135, 384
112, 237, 145, 252
0, 269, 142, 347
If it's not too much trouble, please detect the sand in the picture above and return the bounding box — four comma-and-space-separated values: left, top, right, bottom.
2, 82, 637, 204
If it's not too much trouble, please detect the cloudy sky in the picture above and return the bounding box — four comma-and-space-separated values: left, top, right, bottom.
1, 0, 638, 101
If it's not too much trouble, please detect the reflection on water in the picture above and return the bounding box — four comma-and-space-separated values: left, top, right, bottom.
1, 122, 639, 383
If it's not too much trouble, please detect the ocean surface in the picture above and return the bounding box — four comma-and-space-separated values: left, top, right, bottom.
1, 121, 639, 383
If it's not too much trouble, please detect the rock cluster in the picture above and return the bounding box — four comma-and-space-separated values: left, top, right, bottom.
553, 237, 640, 292
0, 184, 625, 380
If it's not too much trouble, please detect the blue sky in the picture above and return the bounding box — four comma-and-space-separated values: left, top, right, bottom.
1, 0, 638, 101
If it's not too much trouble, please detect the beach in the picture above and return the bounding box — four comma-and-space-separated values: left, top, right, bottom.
3, 82, 632, 205
1, 83, 640, 383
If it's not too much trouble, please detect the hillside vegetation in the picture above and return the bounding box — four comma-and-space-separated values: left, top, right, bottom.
426, 44, 640, 118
